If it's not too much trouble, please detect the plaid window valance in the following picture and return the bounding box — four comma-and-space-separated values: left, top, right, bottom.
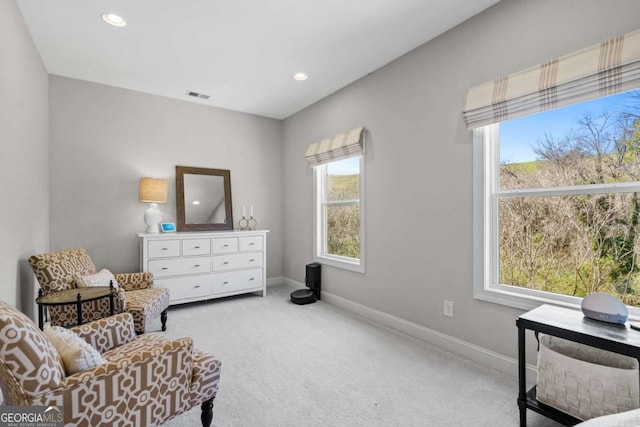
463, 29, 640, 129
304, 127, 364, 167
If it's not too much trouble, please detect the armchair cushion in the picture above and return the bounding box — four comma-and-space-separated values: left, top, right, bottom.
75, 269, 119, 289
43, 326, 105, 375
100, 332, 181, 365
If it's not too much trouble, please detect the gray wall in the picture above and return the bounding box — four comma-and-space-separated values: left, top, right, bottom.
282, 0, 640, 361
0, 0, 49, 317
49, 76, 283, 278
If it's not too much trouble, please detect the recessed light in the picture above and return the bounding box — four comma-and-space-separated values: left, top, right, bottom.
293, 72, 308, 81
192, 201, 200, 205
101, 13, 127, 27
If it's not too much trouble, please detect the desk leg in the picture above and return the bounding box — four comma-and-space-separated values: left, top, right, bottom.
76, 293, 82, 326
518, 325, 527, 427
38, 304, 44, 330
109, 283, 115, 316
37, 289, 44, 330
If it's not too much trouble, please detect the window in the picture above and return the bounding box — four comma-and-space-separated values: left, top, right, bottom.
474, 90, 640, 311
313, 155, 365, 272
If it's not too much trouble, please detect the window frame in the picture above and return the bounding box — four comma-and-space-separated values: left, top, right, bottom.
313, 156, 365, 273
473, 123, 640, 316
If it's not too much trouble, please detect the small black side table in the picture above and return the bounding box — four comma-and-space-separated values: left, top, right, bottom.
516, 304, 640, 426
36, 286, 116, 330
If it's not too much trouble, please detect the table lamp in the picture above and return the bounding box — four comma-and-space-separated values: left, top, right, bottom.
139, 177, 168, 233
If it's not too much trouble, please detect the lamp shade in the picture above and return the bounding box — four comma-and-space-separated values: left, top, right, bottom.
139, 177, 168, 203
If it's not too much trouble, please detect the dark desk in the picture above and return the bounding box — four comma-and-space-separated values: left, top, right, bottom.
516, 304, 640, 426
36, 286, 115, 329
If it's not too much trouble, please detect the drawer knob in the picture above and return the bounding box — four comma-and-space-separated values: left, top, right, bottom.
223, 244, 229, 247
223, 261, 229, 265
194, 264, 201, 267
250, 242, 255, 246
194, 246, 200, 249
161, 267, 168, 270
162, 248, 168, 251
249, 258, 255, 262
223, 281, 229, 285
195, 285, 201, 288
249, 277, 255, 281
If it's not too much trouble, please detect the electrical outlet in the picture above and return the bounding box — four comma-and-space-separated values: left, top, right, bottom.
444, 300, 454, 317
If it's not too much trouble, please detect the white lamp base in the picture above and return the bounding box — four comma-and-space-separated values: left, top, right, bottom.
144, 202, 162, 233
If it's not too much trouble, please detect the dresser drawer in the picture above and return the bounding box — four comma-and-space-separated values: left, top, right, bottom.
155, 276, 212, 302
148, 240, 180, 258
239, 235, 263, 252
212, 253, 263, 271
148, 257, 211, 278
182, 238, 211, 256
212, 237, 238, 254
212, 268, 263, 294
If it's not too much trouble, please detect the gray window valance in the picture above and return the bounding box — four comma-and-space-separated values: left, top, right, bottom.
304, 127, 364, 167
463, 29, 640, 129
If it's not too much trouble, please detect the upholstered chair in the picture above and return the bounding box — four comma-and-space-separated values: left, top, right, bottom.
0, 301, 221, 426
29, 247, 170, 334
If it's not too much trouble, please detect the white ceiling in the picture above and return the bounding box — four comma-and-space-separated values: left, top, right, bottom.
16, 0, 500, 119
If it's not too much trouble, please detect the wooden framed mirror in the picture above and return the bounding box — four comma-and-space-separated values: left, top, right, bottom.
176, 166, 233, 231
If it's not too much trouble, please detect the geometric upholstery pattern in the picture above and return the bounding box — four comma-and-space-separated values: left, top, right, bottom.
28, 247, 96, 294
71, 314, 137, 353
0, 303, 221, 427
115, 271, 155, 291
190, 348, 222, 405
125, 287, 171, 334
0, 301, 64, 403
29, 248, 170, 334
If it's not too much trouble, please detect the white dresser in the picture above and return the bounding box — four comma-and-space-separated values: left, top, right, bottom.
138, 230, 268, 305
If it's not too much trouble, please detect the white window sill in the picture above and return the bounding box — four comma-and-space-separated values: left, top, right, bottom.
473, 283, 640, 320
473, 283, 581, 312
314, 255, 364, 273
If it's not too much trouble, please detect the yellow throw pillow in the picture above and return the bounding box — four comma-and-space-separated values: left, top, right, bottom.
43, 325, 106, 375
75, 268, 119, 289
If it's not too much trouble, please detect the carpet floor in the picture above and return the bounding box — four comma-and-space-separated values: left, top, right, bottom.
159, 283, 562, 427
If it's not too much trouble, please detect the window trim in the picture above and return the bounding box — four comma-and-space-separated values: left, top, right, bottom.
473, 124, 640, 317
313, 156, 365, 273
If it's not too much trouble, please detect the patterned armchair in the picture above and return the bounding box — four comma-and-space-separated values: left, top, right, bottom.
29, 247, 170, 334
0, 301, 221, 426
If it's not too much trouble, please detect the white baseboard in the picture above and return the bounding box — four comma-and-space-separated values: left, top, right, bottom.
278, 276, 536, 380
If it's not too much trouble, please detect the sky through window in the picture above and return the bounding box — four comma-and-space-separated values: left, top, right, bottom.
500, 91, 637, 164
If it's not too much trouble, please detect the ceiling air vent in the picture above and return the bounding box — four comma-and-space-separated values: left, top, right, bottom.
185, 90, 210, 100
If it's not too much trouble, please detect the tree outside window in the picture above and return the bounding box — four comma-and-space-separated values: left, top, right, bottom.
492, 90, 640, 305
314, 156, 364, 272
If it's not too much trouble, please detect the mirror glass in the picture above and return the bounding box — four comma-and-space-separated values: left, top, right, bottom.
176, 166, 233, 231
